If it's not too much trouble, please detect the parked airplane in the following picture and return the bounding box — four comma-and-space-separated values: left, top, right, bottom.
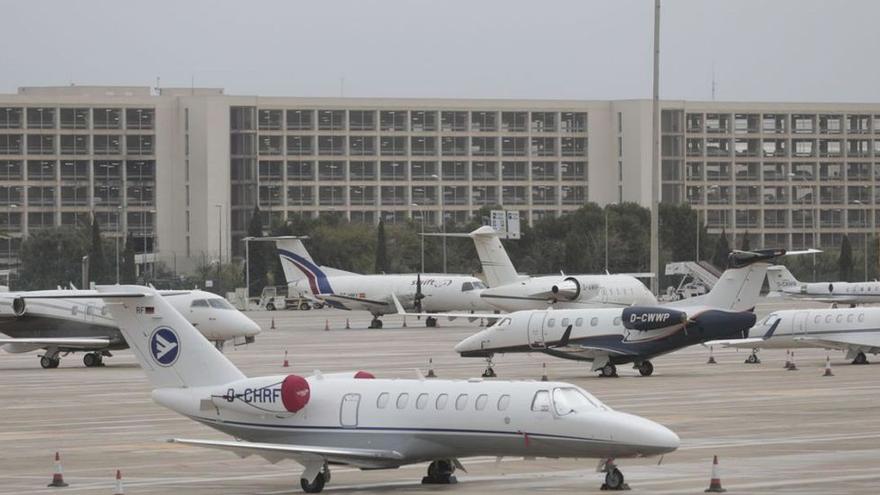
451, 249, 783, 377
427, 226, 656, 312
707, 307, 880, 365
0, 289, 260, 368
273, 236, 494, 328
767, 264, 880, 305
62, 285, 678, 492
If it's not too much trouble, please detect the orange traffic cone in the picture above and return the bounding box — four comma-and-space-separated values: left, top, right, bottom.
707, 346, 717, 364
788, 351, 799, 371
113, 469, 125, 495
48, 451, 69, 487
823, 355, 834, 377
426, 358, 436, 378
282, 350, 289, 368
540, 362, 549, 381
402, 316, 407, 328
704, 455, 726, 492
324, 319, 330, 331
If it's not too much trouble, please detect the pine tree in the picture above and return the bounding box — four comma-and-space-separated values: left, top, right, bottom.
87, 218, 106, 285
375, 220, 388, 274
247, 205, 268, 297
712, 229, 731, 270
839, 234, 854, 281
121, 232, 137, 284
740, 231, 751, 251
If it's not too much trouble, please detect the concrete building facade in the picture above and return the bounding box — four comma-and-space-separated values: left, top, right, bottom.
0, 85, 877, 274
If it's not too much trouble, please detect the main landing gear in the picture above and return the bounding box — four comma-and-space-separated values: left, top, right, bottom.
635, 361, 654, 377
745, 349, 761, 364
482, 356, 496, 378
369, 315, 383, 329
852, 351, 870, 365
600, 459, 629, 491
422, 459, 457, 484
82, 352, 104, 367
425, 316, 438, 328
599, 363, 618, 378
300, 464, 330, 493
40, 353, 60, 369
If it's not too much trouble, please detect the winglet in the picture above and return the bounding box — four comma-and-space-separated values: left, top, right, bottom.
391, 293, 406, 315
554, 324, 573, 348
762, 319, 781, 340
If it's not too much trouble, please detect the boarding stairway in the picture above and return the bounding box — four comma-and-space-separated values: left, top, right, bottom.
661, 261, 722, 301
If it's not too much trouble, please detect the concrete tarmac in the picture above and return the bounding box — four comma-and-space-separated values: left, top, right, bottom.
1, 298, 879, 494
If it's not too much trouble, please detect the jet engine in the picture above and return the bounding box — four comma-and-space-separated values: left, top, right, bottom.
550, 277, 581, 302
210, 375, 310, 416
0, 297, 27, 317
622, 306, 688, 332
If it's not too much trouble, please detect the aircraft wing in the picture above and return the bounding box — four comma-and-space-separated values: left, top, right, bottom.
703, 337, 767, 348
391, 294, 500, 321
169, 438, 403, 469
320, 293, 391, 311
794, 333, 880, 354
0, 337, 111, 349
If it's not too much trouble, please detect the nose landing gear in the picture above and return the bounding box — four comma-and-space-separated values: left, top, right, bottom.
422, 459, 457, 484
599, 459, 630, 491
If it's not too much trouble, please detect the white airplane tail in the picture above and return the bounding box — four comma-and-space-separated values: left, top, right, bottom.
766, 265, 799, 292
468, 226, 520, 287
98, 286, 246, 389
274, 237, 339, 294
672, 250, 784, 311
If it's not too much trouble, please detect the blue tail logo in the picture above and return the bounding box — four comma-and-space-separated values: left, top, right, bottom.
150, 327, 180, 367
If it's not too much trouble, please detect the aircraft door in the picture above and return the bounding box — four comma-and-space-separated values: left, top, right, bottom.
792, 311, 809, 337
340, 393, 361, 428
527, 312, 547, 349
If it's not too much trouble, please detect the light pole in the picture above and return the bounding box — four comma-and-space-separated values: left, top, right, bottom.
242, 236, 252, 301
604, 203, 615, 273
6, 203, 17, 268
115, 205, 121, 283
855, 200, 868, 281
215, 203, 223, 288
411, 203, 425, 273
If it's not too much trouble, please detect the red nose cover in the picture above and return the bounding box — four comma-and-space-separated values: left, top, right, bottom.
354, 370, 375, 379
280, 375, 310, 412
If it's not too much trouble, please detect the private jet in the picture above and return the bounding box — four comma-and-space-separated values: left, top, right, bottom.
52, 285, 679, 492
0, 289, 260, 368
767, 264, 880, 305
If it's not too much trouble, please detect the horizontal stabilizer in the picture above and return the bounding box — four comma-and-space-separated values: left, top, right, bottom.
0, 337, 110, 348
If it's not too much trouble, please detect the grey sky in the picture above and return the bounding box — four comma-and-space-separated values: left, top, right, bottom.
3, 0, 878, 102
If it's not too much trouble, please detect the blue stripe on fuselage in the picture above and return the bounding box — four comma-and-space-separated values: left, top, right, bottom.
277, 248, 334, 294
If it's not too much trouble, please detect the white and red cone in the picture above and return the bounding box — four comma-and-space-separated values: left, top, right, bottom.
784, 350, 792, 369
48, 451, 69, 487
282, 349, 289, 368
707, 346, 717, 364
704, 455, 726, 493
823, 355, 834, 377
426, 358, 436, 378
788, 351, 799, 371
113, 469, 125, 495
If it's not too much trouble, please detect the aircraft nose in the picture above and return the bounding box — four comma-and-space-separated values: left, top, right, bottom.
454, 331, 491, 357
240, 314, 262, 337
614, 412, 680, 456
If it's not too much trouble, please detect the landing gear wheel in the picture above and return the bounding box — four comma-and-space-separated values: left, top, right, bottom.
637, 361, 654, 377
422, 459, 457, 484
745, 352, 760, 364
314, 303, 324, 310
602, 468, 628, 491
853, 352, 869, 365
369, 318, 383, 329
482, 367, 496, 378
40, 356, 60, 369
300, 472, 327, 493
83, 353, 103, 367
600, 363, 617, 377
299, 302, 310, 310
266, 303, 276, 311
426, 316, 437, 328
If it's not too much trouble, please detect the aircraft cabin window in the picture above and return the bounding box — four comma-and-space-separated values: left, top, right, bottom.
575, 317, 584, 327
415, 393, 429, 410
553, 387, 600, 416
396, 393, 409, 409
859, 313, 865, 322
461, 282, 474, 292
191, 299, 210, 308
376, 392, 390, 409
547, 318, 555, 328
531, 390, 551, 412
590, 317, 598, 326
475, 394, 488, 411
497, 394, 511, 411
561, 318, 570, 327
613, 316, 621, 326
435, 393, 449, 410
208, 298, 235, 310
455, 394, 469, 411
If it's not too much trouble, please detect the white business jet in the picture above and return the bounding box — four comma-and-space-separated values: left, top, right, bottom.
707, 306, 880, 365
427, 226, 656, 312
274, 236, 494, 328
46, 285, 680, 493
766, 264, 880, 305
0, 289, 260, 368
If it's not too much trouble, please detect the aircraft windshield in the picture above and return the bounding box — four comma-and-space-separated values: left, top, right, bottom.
761, 314, 780, 327
493, 317, 512, 331
208, 298, 235, 310
472, 281, 487, 290
190, 299, 210, 308
552, 387, 607, 415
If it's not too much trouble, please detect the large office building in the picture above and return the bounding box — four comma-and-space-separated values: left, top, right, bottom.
0, 85, 877, 273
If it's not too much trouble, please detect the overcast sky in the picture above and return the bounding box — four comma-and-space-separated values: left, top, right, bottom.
3, 0, 877, 102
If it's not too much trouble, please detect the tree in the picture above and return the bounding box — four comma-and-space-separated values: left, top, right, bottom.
839, 235, 854, 281
375, 219, 388, 273
120, 232, 137, 284
88, 217, 107, 285
712, 229, 730, 270
247, 205, 268, 297
740, 231, 751, 251
17, 227, 89, 290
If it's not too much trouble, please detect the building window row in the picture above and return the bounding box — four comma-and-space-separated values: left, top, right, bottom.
0, 107, 154, 130
0, 134, 154, 156
671, 111, 880, 135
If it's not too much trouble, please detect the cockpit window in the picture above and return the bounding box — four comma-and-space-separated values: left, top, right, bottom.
552, 387, 605, 415
190, 299, 210, 308
494, 317, 512, 330
208, 298, 235, 310
472, 281, 487, 290
461, 282, 474, 292
761, 314, 780, 327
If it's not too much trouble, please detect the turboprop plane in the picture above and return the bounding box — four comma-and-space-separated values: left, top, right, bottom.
451, 249, 782, 377
0, 289, 260, 368
42, 285, 679, 492
706, 306, 880, 365
426, 226, 656, 312
273, 236, 495, 328
767, 264, 880, 305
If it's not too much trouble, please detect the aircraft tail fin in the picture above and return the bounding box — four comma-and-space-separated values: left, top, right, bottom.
275, 238, 334, 294
673, 249, 785, 311
766, 265, 799, 292
468, 226, 519, 287
96, 286, 245, 389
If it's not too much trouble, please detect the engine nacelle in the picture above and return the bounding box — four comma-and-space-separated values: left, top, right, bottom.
550, 277, 581, 301
0, 297, 27, 317
622, 306, 687, 332
210, 375, 310, 416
